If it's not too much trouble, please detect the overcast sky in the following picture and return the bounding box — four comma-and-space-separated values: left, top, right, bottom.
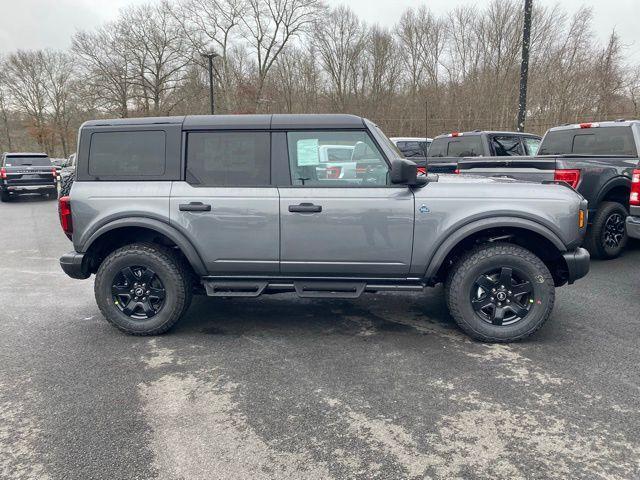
1, 0, 638, 62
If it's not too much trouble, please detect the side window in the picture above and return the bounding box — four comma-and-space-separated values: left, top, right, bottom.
186, 131, 270, 187
397, 141, 425, 158
523, 137, 541, 155
287, 130, 389, 187
492, 135, 524, 156
88, 131, 166, 176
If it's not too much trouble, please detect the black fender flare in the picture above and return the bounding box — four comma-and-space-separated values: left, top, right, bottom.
594, 176, 631, 207
423, 216, 567, 279
80, 217, 207, 276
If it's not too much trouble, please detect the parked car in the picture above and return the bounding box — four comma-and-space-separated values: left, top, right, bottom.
1, 152, 57, 201
58, 114, 589, 342
457, 121, 640, 259
626, 168, 640, 240
427, 131, 542, 173
390, 137, 432, 174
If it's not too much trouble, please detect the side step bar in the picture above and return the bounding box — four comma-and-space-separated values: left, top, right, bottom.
201, 278, 424, 299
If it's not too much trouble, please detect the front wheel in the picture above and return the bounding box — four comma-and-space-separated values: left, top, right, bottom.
445, 243, 555, 343
95, 243, 193, 335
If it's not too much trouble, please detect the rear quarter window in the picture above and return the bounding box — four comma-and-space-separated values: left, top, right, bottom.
88, 131, 166, 176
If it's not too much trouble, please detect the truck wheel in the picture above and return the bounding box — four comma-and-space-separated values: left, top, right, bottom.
584, 201, 628, 260
94, 243, 193, 335
445, 243, 555, 343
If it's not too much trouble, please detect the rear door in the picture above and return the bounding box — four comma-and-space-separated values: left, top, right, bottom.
170, 130, 279, 274
277, 129, 414, 276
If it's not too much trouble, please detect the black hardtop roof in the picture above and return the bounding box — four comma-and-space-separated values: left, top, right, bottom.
81, 114, 367, 130
433, 130, 541, 140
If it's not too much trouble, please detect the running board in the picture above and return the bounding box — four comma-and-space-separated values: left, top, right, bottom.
202, 278, 424, 298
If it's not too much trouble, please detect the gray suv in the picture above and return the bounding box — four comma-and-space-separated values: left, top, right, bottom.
58, 114, 589, 342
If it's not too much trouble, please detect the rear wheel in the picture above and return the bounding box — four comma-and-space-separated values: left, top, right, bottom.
584, 201, 628, 260
95, 243, 192, 335
445, 243, 555, 342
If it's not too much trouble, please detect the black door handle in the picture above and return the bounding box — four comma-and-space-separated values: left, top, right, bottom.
179, 202, 211, 212
289, 203, 322, 213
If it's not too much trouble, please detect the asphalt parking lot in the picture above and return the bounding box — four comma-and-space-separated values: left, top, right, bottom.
1, 194, 639, 480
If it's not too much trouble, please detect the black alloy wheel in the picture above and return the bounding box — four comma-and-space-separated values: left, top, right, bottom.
470, 266, 533, 326
111, 266, 166, 319
603, 212, 626, 249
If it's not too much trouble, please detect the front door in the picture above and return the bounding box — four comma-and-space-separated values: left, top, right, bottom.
278, 130, 415, 276
170, 130, 279, 274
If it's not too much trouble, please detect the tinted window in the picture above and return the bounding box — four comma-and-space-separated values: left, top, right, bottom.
287, 131, 388, 186
523, 137, 541, 155
3, 155, 51, 167
492, 136, 524, 156
428, 138, 447, 157
539, 127, 636, 156
396, 141, 428, 158
186, 131, 270, 186
447, 137, 484, 157
89, 131, 165, 176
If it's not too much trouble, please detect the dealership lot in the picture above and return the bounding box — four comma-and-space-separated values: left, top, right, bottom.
1, 195, 639, 480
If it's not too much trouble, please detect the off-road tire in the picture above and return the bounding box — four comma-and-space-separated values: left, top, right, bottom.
58, 172, 75, 198
445, 242, 555, 343
584, 201, 628, 260
95, 243, 193, 335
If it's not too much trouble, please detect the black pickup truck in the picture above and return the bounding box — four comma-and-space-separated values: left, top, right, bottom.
458, 121, 640, 259
426, 130, 541, 173
1, 152, 57, 202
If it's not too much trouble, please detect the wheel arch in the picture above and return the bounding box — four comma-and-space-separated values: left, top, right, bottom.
425, 218, 570, 286
595, 177, 631, 208
81, 218, 207, 276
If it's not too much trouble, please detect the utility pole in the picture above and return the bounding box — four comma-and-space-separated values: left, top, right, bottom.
517, 0, 533, 132
201, 51, 218, 115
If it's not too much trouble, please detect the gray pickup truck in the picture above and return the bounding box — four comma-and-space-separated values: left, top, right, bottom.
58, 114, 589, 342
426, 130, 541, 174
1, 152, 57, 201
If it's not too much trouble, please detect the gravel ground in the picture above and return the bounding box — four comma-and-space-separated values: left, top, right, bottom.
1, 195, 639, 480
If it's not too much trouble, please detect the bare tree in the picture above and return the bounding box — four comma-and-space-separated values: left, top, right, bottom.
72, 20, 134, 118
166, 0, 245, 113
241, 0, 324, 110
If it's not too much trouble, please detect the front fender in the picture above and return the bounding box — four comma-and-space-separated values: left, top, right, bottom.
422, 216, 567, 280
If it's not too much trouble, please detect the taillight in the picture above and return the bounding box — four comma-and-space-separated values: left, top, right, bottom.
579, 122, 599, 129
58, 196, 73, 239
454, 169, 460, 174
326, 166, 342, 179
417, 167, 426, 175
52, 167, 57, 177
631, 169, 640, 206
0, 167, 6, 179
554, 169, 581, 189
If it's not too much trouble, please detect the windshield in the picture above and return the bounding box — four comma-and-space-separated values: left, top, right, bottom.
3, 155, 51, 167
539, 126, 637, 156
368, 123, 403, 157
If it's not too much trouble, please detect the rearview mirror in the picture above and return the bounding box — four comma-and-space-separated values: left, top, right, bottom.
390, 158, 426, 186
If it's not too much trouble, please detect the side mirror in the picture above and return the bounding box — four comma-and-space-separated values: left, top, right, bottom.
390, 158, 427, 186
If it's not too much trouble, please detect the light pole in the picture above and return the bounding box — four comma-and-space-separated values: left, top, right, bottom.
517, 0, 533, 132
201, 51, 218, 115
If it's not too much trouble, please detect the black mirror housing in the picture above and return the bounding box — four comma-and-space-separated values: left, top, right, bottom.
390, 158, 421, 186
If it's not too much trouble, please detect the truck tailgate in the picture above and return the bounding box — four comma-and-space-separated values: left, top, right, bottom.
457, 156, 556, 183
